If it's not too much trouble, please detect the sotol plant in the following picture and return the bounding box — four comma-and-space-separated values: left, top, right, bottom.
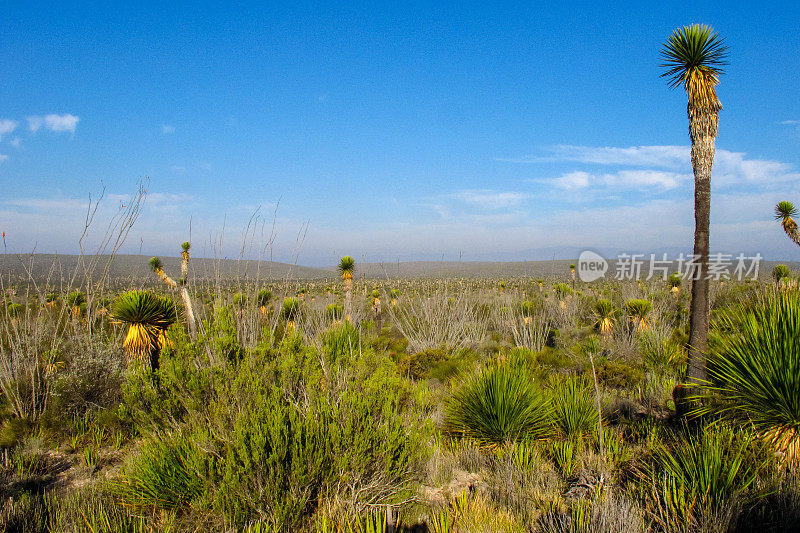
445, 361, 552, 448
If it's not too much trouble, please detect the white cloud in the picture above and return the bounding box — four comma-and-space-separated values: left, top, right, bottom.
554, 171, 591, 190
27, 116, 43, 132
498, 145, 690, 168
450, 189, 527, 209
161, 124, 175, 134
0, 154, 7, 163
9, 137, 21, 148
507, 145, 800, 191
0, 119, 18, 141
778, 120, 800, 125
555, 169, 689, 190
27, 114, 80, 133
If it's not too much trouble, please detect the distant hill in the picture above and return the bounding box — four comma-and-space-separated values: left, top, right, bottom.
1, 253, 797, 283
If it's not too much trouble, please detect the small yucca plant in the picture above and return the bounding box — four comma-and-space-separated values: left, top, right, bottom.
594, 299, 615, 335
626, 299, 653, 331
337, 256, 356, 279
110, 290, 177, 368
668, 272, 682, 293
280, 297, 301, 321
773, 264, 791, 286
445, 362, 552, 448
257, 288, 272, 313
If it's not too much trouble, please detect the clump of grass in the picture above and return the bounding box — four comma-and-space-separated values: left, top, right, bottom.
643, 424, 769, 529
445, 361, 552, 447
549, 377, 597, 441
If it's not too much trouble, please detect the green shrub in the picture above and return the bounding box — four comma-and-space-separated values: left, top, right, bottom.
445, 361, 552, 447
594, 358, 643, 389
116, 431, 203, 510
321, 321, 361, 366
120, 335, 423, 528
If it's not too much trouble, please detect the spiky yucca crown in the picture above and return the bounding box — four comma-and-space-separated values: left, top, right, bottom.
148, 257, 164, 273
626, 299, 653, 318
668, 272, 682, 288
111, 290, 178, 329
595, 299, 614, 317
660, 24, 727, 109
181, 241, 191, 253
775, 201, 798, 223
337, 256, 356, 278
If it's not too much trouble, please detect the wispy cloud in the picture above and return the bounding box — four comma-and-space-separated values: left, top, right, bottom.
9, 137, 21, 148
450, 189, 527, 209
497, 145, 689, 168
0, 119, 18, 141
161, 124, 175, 134
0, 154, 7, 163
505, 145, 800, 191
554, 171, 591, 190
27, 113, 80, 133
553, 169, 689, 191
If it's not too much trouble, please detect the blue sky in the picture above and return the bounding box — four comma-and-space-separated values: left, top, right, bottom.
2, 1, 800, 266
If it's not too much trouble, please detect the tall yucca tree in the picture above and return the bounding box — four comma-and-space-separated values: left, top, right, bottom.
110, 290, 178, 371
661, 24, 728, 410
338, 256, 356, 322
149, 245, 197, 338
775, 201, 800, 246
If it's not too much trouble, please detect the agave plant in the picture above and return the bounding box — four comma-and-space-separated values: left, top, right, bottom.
775, 201, 800, 246
445, 362, 552, 448
701, 290, 800, 463
110, 290, 178, 369
626, 299, 653, 332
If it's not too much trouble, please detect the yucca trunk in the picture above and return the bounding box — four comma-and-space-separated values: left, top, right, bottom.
343, 274, 353, 322
179, 252, 197, 338
685, 101, 720, 404
782, 218, 800, 246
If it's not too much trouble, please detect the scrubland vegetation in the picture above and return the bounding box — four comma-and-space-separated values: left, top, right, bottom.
2, 263, 800, 532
